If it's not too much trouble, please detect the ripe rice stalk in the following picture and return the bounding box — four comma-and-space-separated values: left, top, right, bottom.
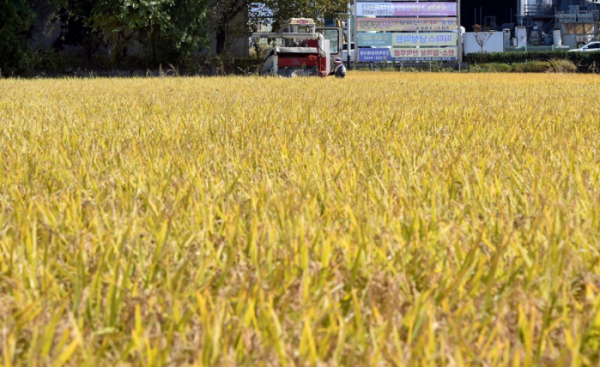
0, 72, 599, 365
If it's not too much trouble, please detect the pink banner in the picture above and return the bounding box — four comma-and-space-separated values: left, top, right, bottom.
356, 2, 457, 17
356, 18, 458, 32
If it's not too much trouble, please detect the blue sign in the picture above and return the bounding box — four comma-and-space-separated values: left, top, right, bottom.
358, 48, 393, 62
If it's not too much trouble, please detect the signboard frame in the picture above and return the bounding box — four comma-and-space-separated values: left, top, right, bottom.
351, 0, 463, 66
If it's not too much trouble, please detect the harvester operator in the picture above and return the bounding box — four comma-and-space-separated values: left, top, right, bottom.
334, 57, 346, 78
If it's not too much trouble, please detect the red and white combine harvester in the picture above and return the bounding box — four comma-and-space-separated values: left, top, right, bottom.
252, 18, 343, 77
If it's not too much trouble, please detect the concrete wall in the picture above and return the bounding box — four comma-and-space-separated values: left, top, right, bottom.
463, 32, 504, 54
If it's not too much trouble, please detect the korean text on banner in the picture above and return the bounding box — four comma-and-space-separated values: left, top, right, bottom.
358, 33, 457, 47
356, 18, 458, 32
357, 33, 394, 47
358, 47, 458, 62
393, 33, 456, 46
392, 47, 458, 60
356, 2, 457, 17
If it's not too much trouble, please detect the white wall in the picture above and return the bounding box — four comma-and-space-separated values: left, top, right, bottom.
463, 32, 504, 55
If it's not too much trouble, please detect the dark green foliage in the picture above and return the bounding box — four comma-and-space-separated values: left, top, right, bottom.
0, 0, 36, 73
51, 0, 100, 57
467, 51, 600, 72
16, 48, 62, 74
88, 0, 209, 65
263, 0, 349, 31
1, 0, 349, 73
476, 60, 578, 73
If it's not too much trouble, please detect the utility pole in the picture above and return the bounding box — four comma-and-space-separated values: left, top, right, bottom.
353, 0, 358, 66
347, 2, 352, 67
480, 8, 483, 27
458, 0, 463, 66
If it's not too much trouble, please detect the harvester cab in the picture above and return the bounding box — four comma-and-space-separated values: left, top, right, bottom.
252, 18, 343, 77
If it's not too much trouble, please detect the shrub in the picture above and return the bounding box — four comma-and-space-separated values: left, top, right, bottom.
549, 59, 577, 73
481, 63, 513, 73
88, 0, 210, 66
467, 51, 568, 64
512, 61, 552, 73
467, 51, 600, 72
17, 48, 61, 74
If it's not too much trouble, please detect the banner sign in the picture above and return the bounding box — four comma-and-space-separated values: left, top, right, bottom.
358, 47, 458, 62
359, 32, 457, 46
392, 47, 458, 60
394, 32, 457, 46
357, 33, 394, 46
356, 18, 458, 32
356, 2, 457, 17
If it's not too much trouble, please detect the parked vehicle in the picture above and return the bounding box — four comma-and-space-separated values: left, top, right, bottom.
569, 42, 600, 52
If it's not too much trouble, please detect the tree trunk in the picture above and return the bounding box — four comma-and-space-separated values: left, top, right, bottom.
216, 27, 227, 55
216, 12, 229, 55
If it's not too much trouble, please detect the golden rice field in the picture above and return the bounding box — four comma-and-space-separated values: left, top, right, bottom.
1, 72, 600, 366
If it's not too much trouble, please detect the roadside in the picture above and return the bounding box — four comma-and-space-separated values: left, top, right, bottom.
2, 51, 600, 78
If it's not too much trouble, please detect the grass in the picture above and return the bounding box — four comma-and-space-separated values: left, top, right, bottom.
479, 63, 513, 73
1, 72, 600, 366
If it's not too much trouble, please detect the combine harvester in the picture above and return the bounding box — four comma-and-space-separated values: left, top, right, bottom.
252, 18, 343, 77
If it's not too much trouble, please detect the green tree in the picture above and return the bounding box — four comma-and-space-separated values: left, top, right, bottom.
211, 0, 348, 55
88, 0, 209, 65
209, 0, 249, 55
263, 0, 348, 31
0, 0, 37, 73
50, 0, 101, 58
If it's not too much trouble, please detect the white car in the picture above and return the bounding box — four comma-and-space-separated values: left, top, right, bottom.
569, 42, 600, 52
